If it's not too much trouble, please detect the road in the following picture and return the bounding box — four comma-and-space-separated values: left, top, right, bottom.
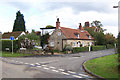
1, 49, 115, 79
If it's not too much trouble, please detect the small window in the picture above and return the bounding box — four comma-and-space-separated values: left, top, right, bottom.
87, 34, 91, 39
74, 33, 79, 38
73, 42, 76, 47
88, 36, 91, 39
50, 42, 54, 47
82, 42, 84, 47
81, 30, 84, 32
58, 32, 61, 36
57, 42, 59, 44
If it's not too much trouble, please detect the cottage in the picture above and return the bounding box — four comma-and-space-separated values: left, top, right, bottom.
48, 18, 94, 51
2, 31, 27, 40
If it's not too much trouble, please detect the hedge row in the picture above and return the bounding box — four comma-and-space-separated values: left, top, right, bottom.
92, 45, 106, 51
73, 45, 114, 53
73, 47, 89, 53
2, 40, 20, 52
106, 44, 114, 49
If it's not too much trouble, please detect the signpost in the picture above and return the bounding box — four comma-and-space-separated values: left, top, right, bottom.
10, 36, 14, 54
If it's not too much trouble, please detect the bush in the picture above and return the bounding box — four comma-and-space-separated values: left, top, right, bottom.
2, 40, 20, 52
73, 47, 89, 53
53, 49, 60, 53
92, 45, 106, 51
64, 46, 73, 51
106, 44, 114, 49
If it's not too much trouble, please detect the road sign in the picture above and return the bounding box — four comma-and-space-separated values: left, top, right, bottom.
10, 36, 14, 54
10, 36, 14, 40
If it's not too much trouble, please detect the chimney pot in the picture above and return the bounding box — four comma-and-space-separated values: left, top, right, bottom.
85, 22, 89, 27
79, 23, 83, 30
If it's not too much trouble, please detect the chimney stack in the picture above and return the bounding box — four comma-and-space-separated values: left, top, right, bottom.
79, 23, 83, 30
85, 22, 89, 27
56, 18, 60, 29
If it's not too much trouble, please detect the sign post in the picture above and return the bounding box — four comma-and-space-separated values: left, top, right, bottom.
10, 36, 14, 54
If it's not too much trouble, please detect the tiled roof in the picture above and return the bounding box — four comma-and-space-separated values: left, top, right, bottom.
60, 27, 94, 40
2, 31, 24, 39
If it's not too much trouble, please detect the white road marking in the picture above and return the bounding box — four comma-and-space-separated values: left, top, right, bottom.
61, 72, 70, 75
52, 70, 59, 72
68, 71, 76, 74
15, 61, 18, 62
37, 66, 42, 68
78, 74, 89, 77
49, 66, 56, 69
58, 69, 64, 71
25, 63, 29, 64
30, 64, 34, 66
72, 75, 82, 78
19, 62, 23, 63
41, 65, 47, 67
35, 63, 40, 65
43, 67, 49, 70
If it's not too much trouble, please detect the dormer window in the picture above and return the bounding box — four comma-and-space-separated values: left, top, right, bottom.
74, 32, 79, 38
81, 30, 84, 32
87, 34, 91, 39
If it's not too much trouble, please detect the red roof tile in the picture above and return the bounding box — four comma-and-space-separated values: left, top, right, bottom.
60, 27, 94, 40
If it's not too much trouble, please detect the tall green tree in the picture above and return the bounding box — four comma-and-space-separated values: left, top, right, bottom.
12, 11, 26, 32
91, 20, 105, 32
40, 33, 50, 49
85, 20, 106, 45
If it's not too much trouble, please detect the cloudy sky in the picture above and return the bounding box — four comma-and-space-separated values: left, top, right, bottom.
0, 0, 119, 37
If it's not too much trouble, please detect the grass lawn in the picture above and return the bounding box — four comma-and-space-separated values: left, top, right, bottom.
84, 54, 120, 79
0, 51, 35, 57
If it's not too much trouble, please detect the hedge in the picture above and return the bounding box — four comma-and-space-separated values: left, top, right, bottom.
2, 40, 20, 52
73, 47, 89, 53
92, 45, 106, 51
106, 44, 114, 49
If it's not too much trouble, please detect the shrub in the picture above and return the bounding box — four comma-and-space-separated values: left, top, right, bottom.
53, 49, 60, 53
64, 46, 73, 51
73, 47, 89, 53
2, 40, 20, 52
106, 44, 114, 49
92, 45, 106, 51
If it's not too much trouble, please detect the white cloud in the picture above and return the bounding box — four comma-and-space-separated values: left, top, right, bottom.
0, 0, 118, 38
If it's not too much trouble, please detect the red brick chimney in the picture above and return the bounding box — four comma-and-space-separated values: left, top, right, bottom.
56, 18, 60, 29
85, 21, 89, 27
79, 23, 83, 30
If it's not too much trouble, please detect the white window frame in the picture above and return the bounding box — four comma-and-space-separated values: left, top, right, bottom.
58, 32, 61, 36
50, 42, 54, 47
73, 42, 76, 47
82, 42, 84, 47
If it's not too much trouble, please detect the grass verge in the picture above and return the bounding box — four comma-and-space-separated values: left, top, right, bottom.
84, 54, 120, 79
1, 51, 34, 57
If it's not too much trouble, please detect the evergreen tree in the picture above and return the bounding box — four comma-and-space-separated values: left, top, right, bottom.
12, 11, 26, 32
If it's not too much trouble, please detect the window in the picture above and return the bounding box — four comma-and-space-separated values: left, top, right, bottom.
87, 34, 91, 39
58, 32, 61, 36
73, 42, 76, 47
81, 30, 84, 32
78, 41, 81, 47
82, 42, 84, 47
57, 42, 59, 44
88, 36, 91, 39
50, 42, 54, 47
74, 33, 79, 38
